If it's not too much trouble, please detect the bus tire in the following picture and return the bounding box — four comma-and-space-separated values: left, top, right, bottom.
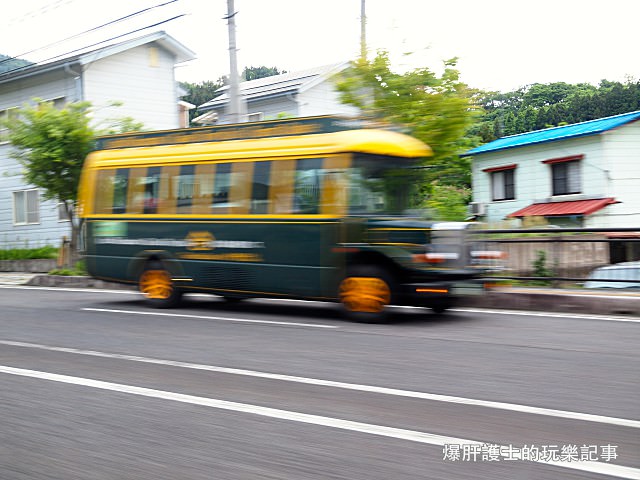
222, 296, 244, 304
338, 265, 395, 323
139, 263, 183, 308
430, 302, 451, 314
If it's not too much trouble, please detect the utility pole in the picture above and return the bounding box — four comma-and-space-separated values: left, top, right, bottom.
360, 0, 367, 61
225, 0, 242, 123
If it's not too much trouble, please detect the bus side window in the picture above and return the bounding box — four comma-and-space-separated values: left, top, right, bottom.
176, 164, 196, 214
269, 160, 295, 214
112, 169, 129, 214
294, 158, 324, 214
251, 161, 271, 214
157, 166, 180, 215
94, 169, 117, 214
127, 168, 148, 214
142, 166, 161, 214
321, 155, 351, 216
192, 164, 215, 214
212, 163, 232, 213
229, 162, 253, 215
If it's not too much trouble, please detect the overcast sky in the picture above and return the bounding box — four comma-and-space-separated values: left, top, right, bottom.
2, 0, 639, 92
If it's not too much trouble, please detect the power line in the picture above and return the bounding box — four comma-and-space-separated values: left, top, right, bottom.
0, 14, 186, 78
4, 0, 77, 28
0, 0, 179, 67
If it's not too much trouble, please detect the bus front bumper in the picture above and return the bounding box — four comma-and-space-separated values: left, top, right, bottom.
402, 280, 486, 305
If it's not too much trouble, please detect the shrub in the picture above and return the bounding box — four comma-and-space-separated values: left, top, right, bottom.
0, 246, 58, 260
532, 250, 553, 286
48, 260, 87, 276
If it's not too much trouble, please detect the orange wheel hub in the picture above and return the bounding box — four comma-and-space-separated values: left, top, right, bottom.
139, 270, 173, 300
339, 276, 391, 313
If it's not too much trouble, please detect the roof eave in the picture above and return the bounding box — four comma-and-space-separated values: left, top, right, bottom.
198, 89, 298, 111
465, 130, 603, 157
464, 111, 640, 157
0, 31, 195, 86
297, 61, 350, 94
78, 31, 195, 65
0, 60, 84, 86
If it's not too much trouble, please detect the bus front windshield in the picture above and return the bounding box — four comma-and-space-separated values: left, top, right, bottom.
348, 154, 424, 216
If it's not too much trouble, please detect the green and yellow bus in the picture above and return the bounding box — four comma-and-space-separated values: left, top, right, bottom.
78, 116, 486, 321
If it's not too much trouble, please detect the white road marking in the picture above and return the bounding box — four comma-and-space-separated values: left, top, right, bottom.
1, 365, 638, 479
83, 307, 337, 329
453, 308, 640, 323
2, 340, 638, 429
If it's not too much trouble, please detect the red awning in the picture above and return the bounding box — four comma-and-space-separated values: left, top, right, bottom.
508, 198, 618, 218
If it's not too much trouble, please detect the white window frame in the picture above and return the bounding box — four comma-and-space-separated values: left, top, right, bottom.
246, 112, 264, 122
489, 169, 515, 201
58, 201, 71, 222
13, 188, 40, 225
0, 106, 19, 144
40, 97, 66, 110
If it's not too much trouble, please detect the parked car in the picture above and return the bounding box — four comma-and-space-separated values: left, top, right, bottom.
584, 261, 640, 289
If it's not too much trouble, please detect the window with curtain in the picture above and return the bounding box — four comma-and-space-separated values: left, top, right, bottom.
552, 160, 581, 195
491, 169, 515, 201
13, 189, 40, 224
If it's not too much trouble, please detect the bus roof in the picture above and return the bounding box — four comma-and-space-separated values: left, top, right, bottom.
86, 125, 431, 169
95, 115, 413, 150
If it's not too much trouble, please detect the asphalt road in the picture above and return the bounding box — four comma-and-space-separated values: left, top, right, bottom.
1, 285, 638, 480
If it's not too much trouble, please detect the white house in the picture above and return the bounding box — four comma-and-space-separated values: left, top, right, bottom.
465, 111, 640, 228
195, 62, 360, 124
0, 31, 195, 249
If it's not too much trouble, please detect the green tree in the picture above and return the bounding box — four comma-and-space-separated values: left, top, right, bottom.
0, 54, 33, 74
180, 78, 226, 123
471, 79, 639, 140
424, 183, 472, 221
522, 82, 575, 108
1, 99, 143, 256
502, 111, 516, 136
337, 52, 478, 192
242, 65, 286, 81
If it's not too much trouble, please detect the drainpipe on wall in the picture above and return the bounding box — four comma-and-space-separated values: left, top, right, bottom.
64, 63, 83, 102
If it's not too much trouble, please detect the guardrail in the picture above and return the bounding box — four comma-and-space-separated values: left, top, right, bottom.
467, 227, 640, 287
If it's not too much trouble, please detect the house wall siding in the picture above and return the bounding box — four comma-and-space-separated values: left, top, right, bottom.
247, 96, 299, 119
0, 70, 79, 110
205, 96, 298, 124
0, 145, 68, 248
298, 82, 359, 117
83, 45, 179, 130
594, 121, 640, 227
0, 41, 184, 248
0, 71, 80, 248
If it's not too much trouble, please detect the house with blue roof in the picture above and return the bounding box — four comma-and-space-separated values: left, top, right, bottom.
464, 111, 640, 227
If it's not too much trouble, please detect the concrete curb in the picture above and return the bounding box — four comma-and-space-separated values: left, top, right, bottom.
0, 259, 57, 273
25, 274, 135, 290
458, 289, 640, 316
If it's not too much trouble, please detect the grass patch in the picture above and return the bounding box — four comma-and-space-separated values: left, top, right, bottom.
48, 260, 87, 276
0, 246, 58, 260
